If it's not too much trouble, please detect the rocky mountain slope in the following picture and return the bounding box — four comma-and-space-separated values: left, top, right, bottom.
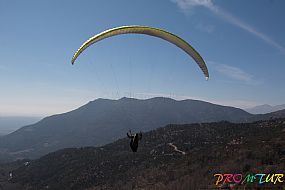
1, 118, 284, 190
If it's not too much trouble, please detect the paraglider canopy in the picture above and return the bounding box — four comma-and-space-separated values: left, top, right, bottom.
71, 25, 209, 80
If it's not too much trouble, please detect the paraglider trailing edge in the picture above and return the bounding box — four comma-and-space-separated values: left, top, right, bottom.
71, 25, 209, 80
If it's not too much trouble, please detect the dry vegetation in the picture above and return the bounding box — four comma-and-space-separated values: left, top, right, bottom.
0, 118, 285, 190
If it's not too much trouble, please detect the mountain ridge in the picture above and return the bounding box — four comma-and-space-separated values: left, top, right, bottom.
0, 97, 252, 161
1, 97, 285, 162
245, 104, 285, 114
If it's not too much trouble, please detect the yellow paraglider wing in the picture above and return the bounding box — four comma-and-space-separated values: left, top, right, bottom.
71, 25, 209, 79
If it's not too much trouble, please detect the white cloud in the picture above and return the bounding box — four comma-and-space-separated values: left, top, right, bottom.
195, 23, 215, 33
171, 0, 215, 11
172, 0, 285, 54
210, 62, 261, 85
213, 63, 252, 82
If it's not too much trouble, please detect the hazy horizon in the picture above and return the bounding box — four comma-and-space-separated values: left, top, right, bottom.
0, 95, 284, 120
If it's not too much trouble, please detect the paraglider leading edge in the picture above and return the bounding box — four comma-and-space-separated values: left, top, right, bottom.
71, 25, 209, 80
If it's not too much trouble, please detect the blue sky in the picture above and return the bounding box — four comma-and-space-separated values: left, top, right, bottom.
0, 0, 285, 116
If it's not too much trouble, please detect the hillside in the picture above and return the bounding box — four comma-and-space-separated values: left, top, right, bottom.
250, 109, 285, 121
0, 97, 252, 161
2, 118, 285, 190
246, 104, 285, 114
0, 116, 41, 135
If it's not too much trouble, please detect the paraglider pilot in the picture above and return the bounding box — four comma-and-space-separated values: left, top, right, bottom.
127, 130, 142, 152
